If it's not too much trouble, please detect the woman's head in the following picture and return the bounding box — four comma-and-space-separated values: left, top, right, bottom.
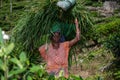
50, 32, 61, 43
50, 23, 61, 43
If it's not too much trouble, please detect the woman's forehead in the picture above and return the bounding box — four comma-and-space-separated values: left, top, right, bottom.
54, 32, 60, 35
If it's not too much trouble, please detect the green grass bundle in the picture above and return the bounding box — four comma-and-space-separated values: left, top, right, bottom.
12, 0, 93, 61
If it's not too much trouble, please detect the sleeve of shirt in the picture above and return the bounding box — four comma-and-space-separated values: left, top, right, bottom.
64, 41, 70, 48
39, 45, 47, 60
63, 41, 70, 56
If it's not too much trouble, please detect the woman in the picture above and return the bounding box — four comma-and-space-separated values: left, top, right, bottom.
39, 18, 80, 78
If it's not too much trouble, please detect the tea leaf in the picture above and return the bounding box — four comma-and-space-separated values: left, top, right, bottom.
8, 68, 26, 78
4, 43, 14, 55
10, 58, 23, 69
30, 65, 41, 73
19, 52, 27, 62
27, 76, 33, 80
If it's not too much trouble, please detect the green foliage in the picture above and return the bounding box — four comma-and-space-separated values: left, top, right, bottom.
88, 16, 120, 80
85, 75, 103, 80
85, 0, 93, 6
0, 42, 85, 79
103, 33, 120, 57
92, 2, 102, 7
90, 17, 120, 58
1, 0, 119, 80
90, 11, 100, 17
0, 0, 45, 31
114, 71, 120, 80
0, 28, 85, 80
85, 0, 102, 7
0, 42, 47, 79
91, 18, 120, 42
114, 8, 120, 14
94, 19, 120, 36
94, 16, 118, 24
88, 48, 105, 60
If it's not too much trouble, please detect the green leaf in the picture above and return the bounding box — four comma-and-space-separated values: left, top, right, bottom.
8, 68, 26, 78
0, 28, 3, 45
27, 76, 33, 80
58, 69, 64, 77
1, 75, 4, 80
48, 75, 55, 80
71, 75, 83, 80
19, 52, 27, 62
0, 48, 4, 57
0, 59, 5, 71
98, 76, 103, 80
30, 65, 41, 73
12, 79, 17, 80
4, 43, 14, 55
10, 58, 23, 69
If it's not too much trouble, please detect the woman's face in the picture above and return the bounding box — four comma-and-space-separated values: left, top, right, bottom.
51, 32, 60, 43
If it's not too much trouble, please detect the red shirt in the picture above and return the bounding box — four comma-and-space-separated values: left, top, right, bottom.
39, 41, 70, 77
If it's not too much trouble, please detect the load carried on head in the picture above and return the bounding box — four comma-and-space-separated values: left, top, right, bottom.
12, 0, 93, 57
57, 0, 76, 11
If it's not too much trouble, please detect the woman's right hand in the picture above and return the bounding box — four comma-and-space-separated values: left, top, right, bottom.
75, 18, 78, 25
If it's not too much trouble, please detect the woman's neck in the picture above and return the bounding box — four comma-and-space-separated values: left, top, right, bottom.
52, 42, 60, 49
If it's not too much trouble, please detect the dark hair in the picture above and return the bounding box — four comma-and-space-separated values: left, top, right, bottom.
50, 32, 61, 40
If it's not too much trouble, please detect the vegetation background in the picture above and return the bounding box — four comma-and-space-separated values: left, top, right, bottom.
0, 0, 120, 80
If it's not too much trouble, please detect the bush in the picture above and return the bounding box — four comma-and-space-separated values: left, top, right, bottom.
103, 33, 120, 57
90, 18, 120, 57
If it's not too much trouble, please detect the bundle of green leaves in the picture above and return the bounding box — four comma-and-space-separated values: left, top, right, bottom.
11, 0, 93, 66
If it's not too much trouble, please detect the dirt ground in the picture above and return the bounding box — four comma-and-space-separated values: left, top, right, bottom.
70, 64, 91, 79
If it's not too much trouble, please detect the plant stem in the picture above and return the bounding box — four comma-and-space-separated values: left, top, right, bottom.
4, 55, 8, 80
10, 0, 12, 13
23, 71, 29, 80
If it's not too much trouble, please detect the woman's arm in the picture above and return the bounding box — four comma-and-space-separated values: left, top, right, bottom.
39, 45, 47, 60
69, 18, 80, 47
